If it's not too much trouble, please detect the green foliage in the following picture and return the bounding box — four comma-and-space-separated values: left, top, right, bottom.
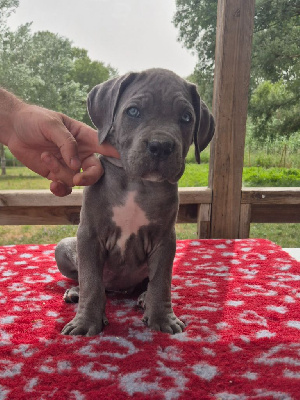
0, 1, 114, 121
0, 0, 19, 30
174, 0, 300, 84
253, 0, 300, 84
173, 0, 217, 65
249, 80, 300, 139
174, 0, 300, 139
174, 0, 217, 105
70, 48, 117, 125
186, 68, 213, 108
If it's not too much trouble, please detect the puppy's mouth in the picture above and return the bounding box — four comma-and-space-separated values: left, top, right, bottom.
122, 146, 185, 184
140, 162, 184, 184
141, 171, 166, 182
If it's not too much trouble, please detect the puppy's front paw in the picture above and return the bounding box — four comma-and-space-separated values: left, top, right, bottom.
61, 313, 108, 336
142, 311, 185, 334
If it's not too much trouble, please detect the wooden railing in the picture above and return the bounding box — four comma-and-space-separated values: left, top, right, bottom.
1, 2, 298, 241
1, 187, 299, 239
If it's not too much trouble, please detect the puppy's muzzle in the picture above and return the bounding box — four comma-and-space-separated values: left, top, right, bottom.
147, 139, 175, 161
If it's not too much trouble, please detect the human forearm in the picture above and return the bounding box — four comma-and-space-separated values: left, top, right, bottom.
0, 88, 24, 146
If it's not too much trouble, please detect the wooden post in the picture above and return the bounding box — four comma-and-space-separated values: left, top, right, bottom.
209, 0, 255, 238
197, 204, 211, 239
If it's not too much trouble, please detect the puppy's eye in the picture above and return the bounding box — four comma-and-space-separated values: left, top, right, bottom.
126, 107, 140, 118
181, 112, 192, 123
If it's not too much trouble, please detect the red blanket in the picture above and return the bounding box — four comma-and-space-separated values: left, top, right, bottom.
0, 239, 299, 399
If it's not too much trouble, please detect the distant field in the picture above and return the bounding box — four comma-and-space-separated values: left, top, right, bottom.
0, 165, 299, 248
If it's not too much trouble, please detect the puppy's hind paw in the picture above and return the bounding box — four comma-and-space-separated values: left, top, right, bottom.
137, 291, 146, 309
63, 286, 79, 303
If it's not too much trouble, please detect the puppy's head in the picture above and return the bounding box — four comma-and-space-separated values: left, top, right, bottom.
88, 68, 214, 183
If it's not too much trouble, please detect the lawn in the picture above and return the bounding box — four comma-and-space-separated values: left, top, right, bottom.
0, 164, 299, 248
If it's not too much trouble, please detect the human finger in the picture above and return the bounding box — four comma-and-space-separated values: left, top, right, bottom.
41, 152, 77, 187
72, 155, 104, 187
43, 117, 82, 171
61, 116, 120, 159
97, 142, 120, 159
50, 181, 72, 197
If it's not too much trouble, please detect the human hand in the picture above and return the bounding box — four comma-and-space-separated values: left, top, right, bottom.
7, 104, 119, 196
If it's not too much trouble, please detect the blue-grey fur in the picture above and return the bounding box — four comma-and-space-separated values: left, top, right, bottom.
55, 68, 214, 336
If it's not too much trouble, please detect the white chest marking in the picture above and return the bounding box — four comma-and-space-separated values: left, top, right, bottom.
112, 191, 150, 253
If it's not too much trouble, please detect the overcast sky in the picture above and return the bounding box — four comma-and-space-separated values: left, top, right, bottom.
7, 0, 197, 77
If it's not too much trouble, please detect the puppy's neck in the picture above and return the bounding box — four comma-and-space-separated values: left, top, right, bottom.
102, 156, 123, 168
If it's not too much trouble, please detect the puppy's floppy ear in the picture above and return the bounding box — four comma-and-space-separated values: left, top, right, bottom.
190, 84, 215, 163
87, 72, 137, 144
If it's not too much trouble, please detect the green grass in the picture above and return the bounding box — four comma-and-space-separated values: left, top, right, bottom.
179, 163, 209, 186
175, 223, 299, 248
0, 167, 50, 190
0, 164, 299, 248
243, 167, 300, 187
0, 225, 78, 246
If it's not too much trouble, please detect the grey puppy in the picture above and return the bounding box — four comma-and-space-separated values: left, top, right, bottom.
55, 68, 214, 336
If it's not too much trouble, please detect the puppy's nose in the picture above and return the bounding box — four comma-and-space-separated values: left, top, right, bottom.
147, 140, 174, 160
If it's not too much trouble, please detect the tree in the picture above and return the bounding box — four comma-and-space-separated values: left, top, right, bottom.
0, 1, 116, 121
0, 0, 19, 31
252, 0, 300, 84
174, 0, 299, 83
173, 0, 217, 104
0, 0, 116, 171
173, 0, 300, 138
70, 48, 117, 125
250, 80, 300, 140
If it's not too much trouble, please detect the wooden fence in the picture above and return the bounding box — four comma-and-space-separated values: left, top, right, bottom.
0, 0, 299, 240
0, 187, 299, 239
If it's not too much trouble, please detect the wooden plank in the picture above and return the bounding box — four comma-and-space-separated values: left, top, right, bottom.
178, 187, 212, 204
0, 188, 209, 225
0, 187, 299, 226
177, 204, 198, 224
209, 0, 255, 238
197, 204, 211, 239
1, 188, 299, 208
0, 206, 81, 225
0, 204, 199, 225
0, 188, 212, 207
239, 204, 251, 238
0, 189, 83, 207
251, 204, 300, 223
242, 187, 300, 205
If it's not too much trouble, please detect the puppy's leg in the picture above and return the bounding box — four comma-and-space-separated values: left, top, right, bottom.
142, 230, 185, 334
61, 228, 107, 336
55, 237, 78, 281
55, 237, 80, 303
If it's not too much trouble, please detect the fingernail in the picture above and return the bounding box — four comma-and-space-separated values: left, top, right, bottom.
70, 157, 81, 170
43, 154, 52, 165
